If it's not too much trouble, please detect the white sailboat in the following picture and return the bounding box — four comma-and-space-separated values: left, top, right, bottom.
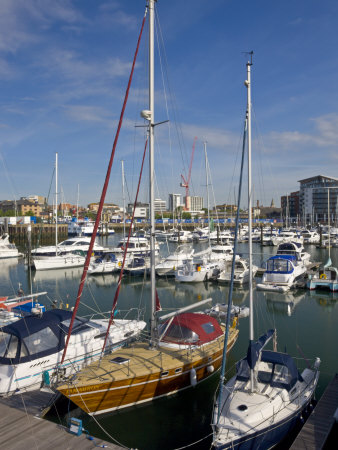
32, 154, 87, 271
212, 58, 321, 450
0, 233, 21, 259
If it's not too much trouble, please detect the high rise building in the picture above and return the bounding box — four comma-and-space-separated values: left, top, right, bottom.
168, 193, 181, 212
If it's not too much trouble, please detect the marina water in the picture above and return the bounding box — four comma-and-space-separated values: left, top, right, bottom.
0, 233, 337, 449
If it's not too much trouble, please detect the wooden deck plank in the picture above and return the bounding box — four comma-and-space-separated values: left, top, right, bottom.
0, 393, 123, 449
290, 374, 338, 449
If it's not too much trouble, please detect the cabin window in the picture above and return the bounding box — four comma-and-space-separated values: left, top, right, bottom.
0, 334, 18, 358
61, 318, 84, 329
161, 371, 169, 377
23, 327, 59, 355
175, 368, 182, 374
201, 322, 215, 334
271, 364, 291, 387
161, 324, 199, 344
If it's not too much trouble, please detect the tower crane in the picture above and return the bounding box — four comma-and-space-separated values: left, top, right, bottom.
180, 137, 197, 210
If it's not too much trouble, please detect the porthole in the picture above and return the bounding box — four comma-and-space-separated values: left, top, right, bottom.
175, 368, 182, 374
161, 371, 169, 377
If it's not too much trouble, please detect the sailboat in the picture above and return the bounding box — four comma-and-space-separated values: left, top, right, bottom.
56, 0, 239, 415
32, 153, 86, 271
212, 59, 321, 449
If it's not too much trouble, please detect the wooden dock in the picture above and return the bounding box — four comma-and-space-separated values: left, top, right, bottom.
0, 391, 123, 449
290, 374, 338, 449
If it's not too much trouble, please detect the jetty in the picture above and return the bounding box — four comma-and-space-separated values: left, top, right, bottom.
290, 374, 338, 449
0, 391, 123, 449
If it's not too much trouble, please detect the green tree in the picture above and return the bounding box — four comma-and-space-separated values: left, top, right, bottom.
25, 210, 35, 216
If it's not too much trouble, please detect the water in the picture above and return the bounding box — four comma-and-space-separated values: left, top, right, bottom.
1, 235, 337, 449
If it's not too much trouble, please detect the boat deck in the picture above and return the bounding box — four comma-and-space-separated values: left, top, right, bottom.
290, 373, 338, 449
59, 328, 238, 391
0, 390, 121, 449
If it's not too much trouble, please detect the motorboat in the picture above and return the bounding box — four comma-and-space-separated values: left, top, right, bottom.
256, 255, 307, 292
0, 308, 146, 395
217, 258, 258, 285
31, 236, 105, 259
0, 234, 21, 259
155, 245, 194, 277
123, 256, 150, 277
88, 252, 126, 274
276, 241, 311, 266
111, 235, 159, 256
168, 230, 193, 243
175, 250, 225, 283
301, 230, 320, 244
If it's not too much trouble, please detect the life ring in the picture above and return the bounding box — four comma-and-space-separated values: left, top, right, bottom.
320, 273, 327, 280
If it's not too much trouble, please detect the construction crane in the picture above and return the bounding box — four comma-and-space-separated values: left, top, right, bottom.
180, 137, 197, 210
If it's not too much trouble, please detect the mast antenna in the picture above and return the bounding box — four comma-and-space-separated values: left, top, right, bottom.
242, 50, 254, 65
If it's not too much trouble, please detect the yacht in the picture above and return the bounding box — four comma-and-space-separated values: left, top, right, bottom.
0, 234, 21, 259
112, 235, 159, 256
276, 241, 311, 266
155, 245, 194, 277
217, 258, 258, 285
0, 308, 146, 395
175, 249, 225, 283
31, 236, 105, 259
256, 254, 307, 292
168, 230, 193, 243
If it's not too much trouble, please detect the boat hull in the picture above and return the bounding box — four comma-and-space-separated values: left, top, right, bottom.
213, 396, 313, 449
58, 329, 239, 415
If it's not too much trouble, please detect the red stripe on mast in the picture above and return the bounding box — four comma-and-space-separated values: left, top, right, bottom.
101, 137, 148, 353
61, 9, 148, 365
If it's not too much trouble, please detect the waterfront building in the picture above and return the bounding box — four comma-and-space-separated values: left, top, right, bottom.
281, 191, 300, 223
298, 175, 338, 224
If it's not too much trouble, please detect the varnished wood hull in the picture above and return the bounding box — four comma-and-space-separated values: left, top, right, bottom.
57, 328, 238, 415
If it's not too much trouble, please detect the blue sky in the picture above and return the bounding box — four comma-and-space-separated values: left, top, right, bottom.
0, 0, 337, 210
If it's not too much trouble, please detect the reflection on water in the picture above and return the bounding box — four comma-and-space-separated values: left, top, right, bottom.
309, 289, 338, 311
264, 290, 306, 316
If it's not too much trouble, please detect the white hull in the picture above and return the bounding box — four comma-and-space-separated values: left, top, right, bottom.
0, 318, 146, 395
33, 254, 86, 270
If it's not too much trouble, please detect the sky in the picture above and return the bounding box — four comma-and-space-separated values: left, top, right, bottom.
0, 0, 337, 210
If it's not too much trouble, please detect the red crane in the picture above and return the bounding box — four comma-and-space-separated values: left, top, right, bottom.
180, 137, 197, 210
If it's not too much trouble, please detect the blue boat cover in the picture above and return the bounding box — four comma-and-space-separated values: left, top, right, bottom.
0, 309, 89, 364
247, 329, 275, 369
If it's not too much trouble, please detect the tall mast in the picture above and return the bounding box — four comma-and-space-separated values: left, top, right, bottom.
204, 142, 211, 247
55, 152, 58, 256
245, 58, 254, 392
76, 183, 79, 222
328, 188, 330, 259
121, 160, 126, 239
149, 0, 156, 345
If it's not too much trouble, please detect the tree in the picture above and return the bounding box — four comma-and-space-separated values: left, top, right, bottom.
25, 210, 35, 216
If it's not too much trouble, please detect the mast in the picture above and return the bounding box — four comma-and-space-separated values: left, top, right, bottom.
76, 183, 79, 222
245, 57, 254, 392
149, 0, 156, 345
328, 188, 330, 258
121, 160, 126, 239
204, 142, 211, 247
55, 152, 58, 256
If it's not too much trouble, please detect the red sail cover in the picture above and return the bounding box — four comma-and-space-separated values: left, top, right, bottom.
162, 313, 223, 345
